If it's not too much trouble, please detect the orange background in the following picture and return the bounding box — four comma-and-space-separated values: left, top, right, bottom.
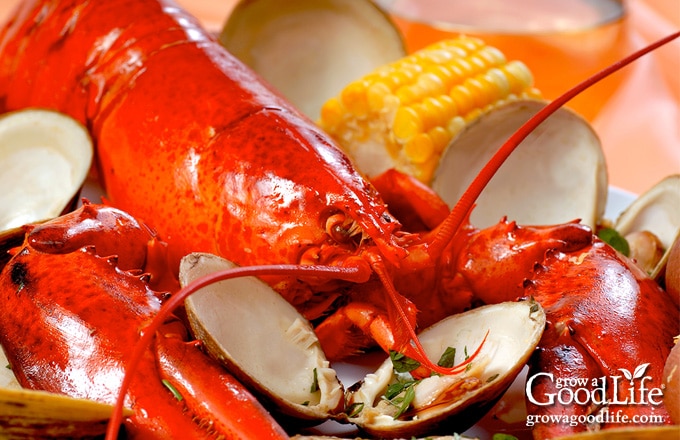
0, 0, 677, 195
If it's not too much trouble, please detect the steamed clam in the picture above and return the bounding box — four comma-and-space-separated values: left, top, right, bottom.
0, 109, 105, 438
0, 109, 93, 233
179, 252, 547, 438
219, 0, 406, 120
179, 252, 345, 425
432, 99, 607, 230
612, 174, 680, 280
0, 387, 130, 438
343, 300, 545, 438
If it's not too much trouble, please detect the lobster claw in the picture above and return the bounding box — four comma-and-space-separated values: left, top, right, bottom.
154, 324, 289, 439
0, 203, 288, 439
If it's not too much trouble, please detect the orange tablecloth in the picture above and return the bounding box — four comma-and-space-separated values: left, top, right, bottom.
0, 0, 677, 195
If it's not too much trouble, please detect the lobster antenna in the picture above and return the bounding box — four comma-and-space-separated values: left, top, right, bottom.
428, 30, 680, 255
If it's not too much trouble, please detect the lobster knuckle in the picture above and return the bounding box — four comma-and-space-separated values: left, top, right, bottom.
560, 222, 594, 252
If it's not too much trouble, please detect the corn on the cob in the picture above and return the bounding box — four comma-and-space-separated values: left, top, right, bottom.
318, 36, 541, 184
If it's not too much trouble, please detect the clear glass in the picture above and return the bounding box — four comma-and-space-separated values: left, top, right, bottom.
376, 0, 629, 121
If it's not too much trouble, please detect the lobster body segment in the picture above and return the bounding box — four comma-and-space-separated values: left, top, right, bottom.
0, 0, 421, 325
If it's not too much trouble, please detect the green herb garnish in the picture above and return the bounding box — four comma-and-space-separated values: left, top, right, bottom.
310, 367, 319, 393
382, 376, 422, 419
486, 373, 500, 383
389, 350, 421, 373
162, 379, 183, 401
437, 346, 456, 368
346, 402, 364, 418
492, 434, 519, 440
598, 227, 630, 256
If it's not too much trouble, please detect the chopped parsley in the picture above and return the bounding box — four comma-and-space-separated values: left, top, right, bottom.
598, 227, 630, 256
389, 350, 420, 373
310, 367, 319, 393
437, 346, 457, 368
162, 379, 183, 401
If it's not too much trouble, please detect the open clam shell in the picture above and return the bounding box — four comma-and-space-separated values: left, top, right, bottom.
179, 252, 345, 425
219, 0, 406, 119
0, 387, 130, 438
344, 300, 546, 438
613, 174, 680, 280
432, 99, 607, 230
0, 108, 93, 233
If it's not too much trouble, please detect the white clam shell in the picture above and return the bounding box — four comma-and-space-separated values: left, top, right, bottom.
0, 109, 93, 232
180, 252, 345, 424
343, 300, 545, 438
219, 0, 406, 120
432, 99, 607, 230
614, 174, 680, 279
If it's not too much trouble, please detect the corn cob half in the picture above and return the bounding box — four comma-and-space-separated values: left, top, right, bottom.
318, 36, 541, 184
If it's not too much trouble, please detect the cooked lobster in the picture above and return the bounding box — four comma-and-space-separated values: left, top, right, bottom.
0, 0, 677, 438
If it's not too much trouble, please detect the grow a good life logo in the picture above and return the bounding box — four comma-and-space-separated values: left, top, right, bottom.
525, 363, 667, 428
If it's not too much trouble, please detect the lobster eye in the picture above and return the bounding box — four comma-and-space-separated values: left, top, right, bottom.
325, 213, 350, 243
324, 212, 361, 244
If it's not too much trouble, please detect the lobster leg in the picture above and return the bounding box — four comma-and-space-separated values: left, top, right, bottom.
314, 293, 418, 360
370, 169, 450, 231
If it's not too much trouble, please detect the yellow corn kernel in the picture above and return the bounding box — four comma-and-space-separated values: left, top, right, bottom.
341, 80, 370, 118
393, 106, 422, 142
319, 97, 345, 131
317, 35, 541, 185
395, 85, 420, 106
502, 61, 534, 93
367, 81, 392, 112
428, 126, 450, 153
404, 133, 435, 164
447, 115, 467, 138
484, 67, 511, 97
448, 57, 475, 78
449, 84, 476, 116
416, 72, 446, 96
475, 46, 506, 67
423, 64, 455, 87
422, 96, 452, 129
